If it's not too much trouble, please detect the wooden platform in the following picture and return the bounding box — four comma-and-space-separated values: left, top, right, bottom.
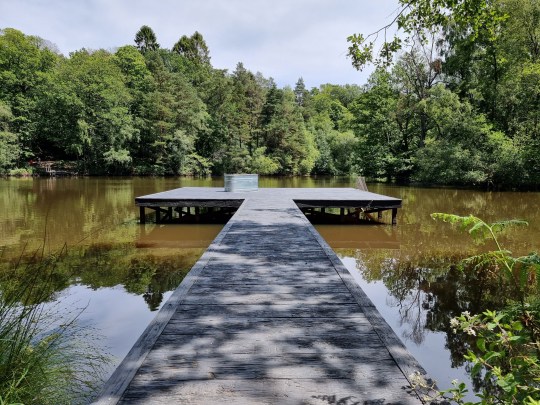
95, 188, 432, 404
136, 187, 402, 225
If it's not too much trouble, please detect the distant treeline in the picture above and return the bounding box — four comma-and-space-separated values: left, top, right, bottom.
0, 21, 539, 188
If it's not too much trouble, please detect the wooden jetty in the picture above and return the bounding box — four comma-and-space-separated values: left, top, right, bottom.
32, 160, 77, 176
96, 187, 433, 404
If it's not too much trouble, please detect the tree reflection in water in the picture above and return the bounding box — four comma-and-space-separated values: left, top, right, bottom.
0, 242, 203, 311
341, 247, 525, 395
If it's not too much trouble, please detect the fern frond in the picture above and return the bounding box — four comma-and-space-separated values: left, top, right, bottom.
431, 213, 490, 240
431, 213, 482, 228
491, 220, 528, 234
464, 250, 513, 271
468, 221, 490, 239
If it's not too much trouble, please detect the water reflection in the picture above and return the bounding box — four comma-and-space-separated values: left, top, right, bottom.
338, 250, 522, 398
0, 242, 206, 311
317, 225, 400, 249
136, 225, 220, 248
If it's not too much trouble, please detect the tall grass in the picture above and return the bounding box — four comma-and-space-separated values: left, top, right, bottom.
0, 246, 108, 404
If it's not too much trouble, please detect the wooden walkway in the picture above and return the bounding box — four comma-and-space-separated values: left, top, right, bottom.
96, 188, 431, 404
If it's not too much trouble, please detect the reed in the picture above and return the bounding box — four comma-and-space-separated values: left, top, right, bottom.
0, 246, 108, 405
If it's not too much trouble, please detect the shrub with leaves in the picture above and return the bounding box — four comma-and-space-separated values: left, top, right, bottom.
426, 213, 540, 404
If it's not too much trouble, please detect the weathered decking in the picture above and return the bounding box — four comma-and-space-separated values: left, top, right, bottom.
96, 188, 431, 404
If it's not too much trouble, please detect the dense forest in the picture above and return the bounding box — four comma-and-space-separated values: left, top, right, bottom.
0, 0, 539, 188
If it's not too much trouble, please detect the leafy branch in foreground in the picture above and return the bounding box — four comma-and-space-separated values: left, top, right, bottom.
347, 0, 508, 72
415, 213, 540, 404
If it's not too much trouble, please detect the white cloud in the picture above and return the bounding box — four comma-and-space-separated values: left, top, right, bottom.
1, 0, 400, 87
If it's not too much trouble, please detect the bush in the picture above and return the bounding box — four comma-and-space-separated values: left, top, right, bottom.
421, 214, 540, 404
7, 168, 33, 177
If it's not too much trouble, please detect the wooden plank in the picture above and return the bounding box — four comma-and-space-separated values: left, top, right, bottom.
136, 199, 244, 208
188, 283, 350, 294
198, 263, 345, 275
131, 355, 403, 381
191, 275, 353, 289
181, 291, 357, 305
153, 325, 389, 354
171, 303, 370, 319
163, 316, 373, 335
119, 378, 421, 405
150, 333, 390, 354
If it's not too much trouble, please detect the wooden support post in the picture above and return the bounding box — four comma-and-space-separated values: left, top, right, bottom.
392, 208, 398, 225
364, 212, 376, 222
139, 206, 146, 224
378, 211, 383, 220
156, 208, 161, 224
321, 207, 326, 214
356, 176, 368, 191
195, 207, 200, 222
168, 207, 173, 221
340, 208, 345, 223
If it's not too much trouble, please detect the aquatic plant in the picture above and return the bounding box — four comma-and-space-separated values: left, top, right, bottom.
413, 214, 540, 404
0, 248, 108, 405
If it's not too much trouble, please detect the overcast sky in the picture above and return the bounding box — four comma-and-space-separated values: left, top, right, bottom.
1, 0, 400, 88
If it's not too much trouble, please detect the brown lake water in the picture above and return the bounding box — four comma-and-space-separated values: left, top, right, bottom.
1, 177, 539, 399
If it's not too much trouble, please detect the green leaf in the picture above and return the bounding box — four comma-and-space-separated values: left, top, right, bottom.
512, 321, 523, 330
471, 362, 483, 376
477, 338, 486, 352
496, 373, 517, 393
484, 351, 502, 363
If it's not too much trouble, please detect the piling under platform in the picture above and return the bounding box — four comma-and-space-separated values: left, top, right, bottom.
95, 187, 434, 404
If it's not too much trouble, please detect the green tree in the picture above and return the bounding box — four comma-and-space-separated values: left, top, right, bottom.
350, 69, 402, 180
263, 88, 318, 174
53, 49, 136, 174
114, 45, 153, 93
0, 102, 18, 172
193, 68, 234, 172
173, 31, 211, 65
0, 28, 59, 165
293, 77, 309, 107
219, 63, 266, 173
133, 50, 210, 175
134, 25, 159, 53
